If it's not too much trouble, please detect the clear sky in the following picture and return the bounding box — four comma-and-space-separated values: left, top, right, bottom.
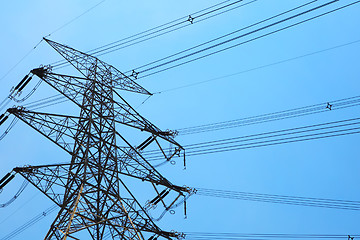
0, 0, 359, 239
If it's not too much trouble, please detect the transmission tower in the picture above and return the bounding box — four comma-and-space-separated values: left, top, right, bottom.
3, 38, 194, 240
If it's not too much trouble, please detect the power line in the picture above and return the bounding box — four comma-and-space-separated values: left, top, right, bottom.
6, 95, 359, 157
6, 207, 358, 240
93, 0, 254, 57
51, 0, 256, 70
1, 1, 358, 238
44, 0, 106, 38
0, 1, 106, 82
195, 188, 360, 211
0, 192, 40, 225
17, 38, 360, 110
23, 94, 72, 110
0, 40, 42, 82
17, 95, 360, 136
154, 38, 360, 94
149, 129, 360, 159
184, 232, 360, 240
51, 0, 360, 79
142, 117, 360, 161
129, 0, 319, 74
132, 0, 360, 79
0, 204, 57, 240
176, 96, 360, 135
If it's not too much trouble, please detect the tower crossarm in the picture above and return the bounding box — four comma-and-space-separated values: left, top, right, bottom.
7, 107, 186, 192
7, 107, 80, 154
13, 165, 181, 240
44, 38, 151, 95
14, 163, 72, 206
113, 90, 182, 148
30, 67, 182, 148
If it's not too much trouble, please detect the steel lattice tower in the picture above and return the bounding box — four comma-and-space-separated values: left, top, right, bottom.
6, 38, 193, 240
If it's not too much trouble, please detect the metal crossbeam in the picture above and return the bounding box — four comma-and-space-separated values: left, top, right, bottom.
44, 38, 151, 95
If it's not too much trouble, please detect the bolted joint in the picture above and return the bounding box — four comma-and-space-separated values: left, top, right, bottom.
165, 231, 185, 239
7, 106, 25, 115
171, 185, 196, 194
7, 108, 18, 114
171, 185, 187, 193
171, 185, 197, 196
13, 167, 33, 173
144, 127, 178, 138
160, 129, 178, 137
31, 66, 50, 78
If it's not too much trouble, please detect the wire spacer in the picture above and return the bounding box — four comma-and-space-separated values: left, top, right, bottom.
326, 102, 332, 110
130, 70, 139, 79
187, 15, 194, 24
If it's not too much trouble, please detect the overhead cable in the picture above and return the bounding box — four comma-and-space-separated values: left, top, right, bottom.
184, 232, 360, 240
23, 94, 72, 110
155, 38, 360, 94
23, 37, 360, 111
131, 0, 360, 79
177, 96, 360, 135
18, 95, 360, 141
45, 0, 106, 38
0, 1, 106, 82
0, 204, 57, 240
128, 0, 319, 75
51, 0, 256, 70
195, 188, 360, 211
143, 117, 360, 161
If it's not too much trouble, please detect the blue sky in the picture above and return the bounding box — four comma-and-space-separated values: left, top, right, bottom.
0, 0, 359, 239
